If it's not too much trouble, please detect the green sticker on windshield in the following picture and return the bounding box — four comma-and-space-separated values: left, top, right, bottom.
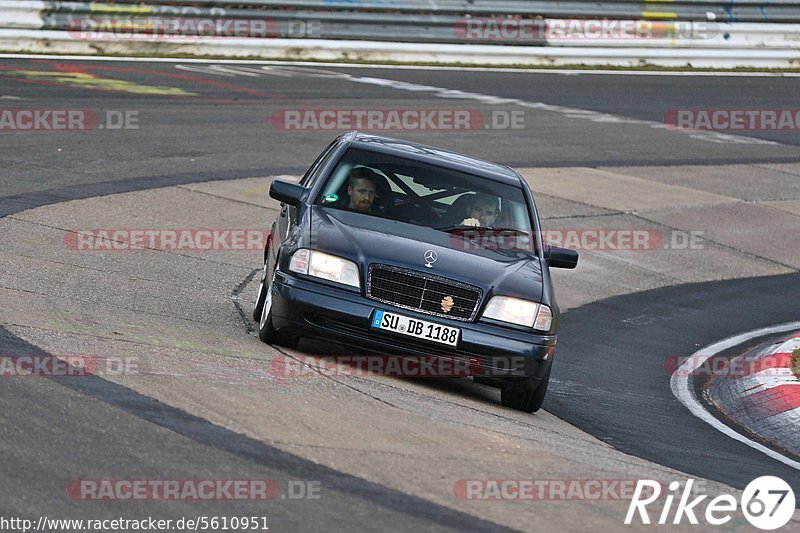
323, 194, 338, 203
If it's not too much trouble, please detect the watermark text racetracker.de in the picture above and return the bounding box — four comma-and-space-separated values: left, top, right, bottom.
454, 19, 718, 41
665, 352, 797, 378
0, 354, 137, 378
64, 228, 269, 252
271, 108, 526, 131
665, 109, 800, 131
68, 17, 321, 40
67, 479, 321, 501
451, 228, 705, 253
269, 354, 547, 379
0, 109, 139, 131
454, 479, 658, 500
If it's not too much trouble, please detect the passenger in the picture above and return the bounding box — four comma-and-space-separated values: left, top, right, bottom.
460, 193, 499, 227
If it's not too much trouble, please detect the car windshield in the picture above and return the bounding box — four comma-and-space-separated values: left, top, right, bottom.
314, 147, 537, 254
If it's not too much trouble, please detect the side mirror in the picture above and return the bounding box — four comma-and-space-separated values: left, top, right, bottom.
545, 245, 579, 269
269, 180, 304, 207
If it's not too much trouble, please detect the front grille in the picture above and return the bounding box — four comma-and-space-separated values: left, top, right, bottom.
367, 264, 482, 321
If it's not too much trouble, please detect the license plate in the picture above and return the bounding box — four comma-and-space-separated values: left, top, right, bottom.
371, 310, 460, 347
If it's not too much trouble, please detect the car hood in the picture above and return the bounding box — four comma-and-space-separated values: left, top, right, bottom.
309, 206, 543, 302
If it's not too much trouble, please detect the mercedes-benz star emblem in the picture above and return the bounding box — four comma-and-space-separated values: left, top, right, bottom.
424, 250, 438, 268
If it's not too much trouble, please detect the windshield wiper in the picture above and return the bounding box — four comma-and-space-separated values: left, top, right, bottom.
437, 225, 530, 236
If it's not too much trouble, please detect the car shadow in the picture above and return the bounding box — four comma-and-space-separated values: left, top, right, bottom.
294, 337, 502, 407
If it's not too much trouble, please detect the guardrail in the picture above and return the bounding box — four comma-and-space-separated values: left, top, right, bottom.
0, 0, 799, 67
33, 0, 800, 24
5, 0, 800, 44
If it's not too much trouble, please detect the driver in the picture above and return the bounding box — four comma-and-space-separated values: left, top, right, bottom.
461, 193, 499, 227
336, 167, 384, 214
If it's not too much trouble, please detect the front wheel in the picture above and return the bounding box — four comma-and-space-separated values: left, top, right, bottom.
258, 269, 279, 343
253, 259, 269, 322
500, 368, 551, 413
256, 267, 299, 348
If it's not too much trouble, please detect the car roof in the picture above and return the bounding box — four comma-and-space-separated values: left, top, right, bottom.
343, 131, 524, 187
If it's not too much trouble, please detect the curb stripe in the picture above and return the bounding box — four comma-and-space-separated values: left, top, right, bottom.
670, 321, 800, 471
748, 385, 800, 417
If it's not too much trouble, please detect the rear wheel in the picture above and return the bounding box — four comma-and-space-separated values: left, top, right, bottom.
500, 368, 551, 413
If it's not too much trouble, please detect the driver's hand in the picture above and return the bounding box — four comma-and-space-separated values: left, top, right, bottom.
460, 218, 480, 227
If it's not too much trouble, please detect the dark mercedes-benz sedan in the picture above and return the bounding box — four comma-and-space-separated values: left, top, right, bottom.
253, 131, 578, 412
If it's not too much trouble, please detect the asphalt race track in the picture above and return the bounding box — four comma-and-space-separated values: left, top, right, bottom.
1, 57, 799, 531
550, 274, 800, 487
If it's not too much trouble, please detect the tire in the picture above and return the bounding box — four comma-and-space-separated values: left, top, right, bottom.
256, 267, 300, 349
252, 259, 269, 322
500, 368, 551, 413
257, 269, 279, 344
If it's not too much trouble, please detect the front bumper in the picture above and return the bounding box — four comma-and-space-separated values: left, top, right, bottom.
269, 271, 556, 380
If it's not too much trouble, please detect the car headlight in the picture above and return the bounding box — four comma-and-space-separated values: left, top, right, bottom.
289, 249, 360, 289
482, 296, 552, 330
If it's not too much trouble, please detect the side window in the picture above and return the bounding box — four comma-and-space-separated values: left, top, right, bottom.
300, 141, 339, 188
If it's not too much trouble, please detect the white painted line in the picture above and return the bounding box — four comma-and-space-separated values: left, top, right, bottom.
670, 321, 800, 471
742, 371, 800, 392
1, 53, 800, 77
346, 74, 776, 145
172, 63, 782, 145
770, 338, 800, 354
